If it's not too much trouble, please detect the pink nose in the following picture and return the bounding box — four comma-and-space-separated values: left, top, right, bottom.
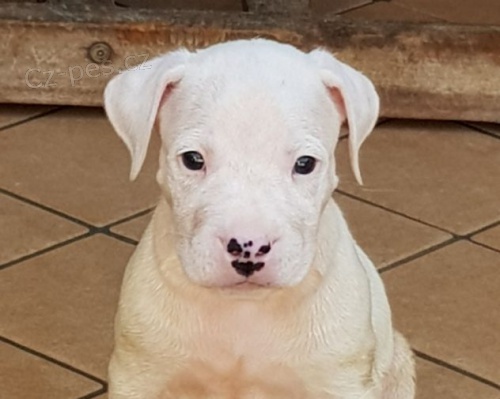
224, 237, 273, 277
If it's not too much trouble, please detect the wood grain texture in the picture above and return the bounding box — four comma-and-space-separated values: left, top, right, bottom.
1, 3, 500, 122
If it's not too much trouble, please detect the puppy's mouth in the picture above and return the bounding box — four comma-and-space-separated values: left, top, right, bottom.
214, 280, 269, 291
234, 280, 269, 289
217, 280, 274, 299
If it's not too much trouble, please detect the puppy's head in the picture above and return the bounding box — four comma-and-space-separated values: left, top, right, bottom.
104, 39, 378, 289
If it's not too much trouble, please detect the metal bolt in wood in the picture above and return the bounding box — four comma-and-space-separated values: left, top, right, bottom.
88, 42, 112, 64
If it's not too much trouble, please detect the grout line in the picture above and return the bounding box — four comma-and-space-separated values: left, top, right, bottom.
0, 207, 149, 272
465, 238, 500, 256
415, 350, 500, 391
101, 229, 139, 246
460, 122, 500, 141
338, 190, 500, 269
337, 188, 500, 242
0, 335, 107, 387
0, 232, 93, 271
0, 187, 152, 250
335, 189, 457, 236
106, 207, 154, 229
76, 386, 108, 399
0, 186, 154, 233
0, 106, 65, 133
0, 188, 93, 229
464, 219, 500, 238
0, 228, 140, 272
0, 185, 153, 270
464, 219, 500, 255
379, 236, 459, 274
0, 185, 155, 234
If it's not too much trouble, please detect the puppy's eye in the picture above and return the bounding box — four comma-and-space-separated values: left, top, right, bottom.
293, 156, 317, 175
181, 151, 205, 171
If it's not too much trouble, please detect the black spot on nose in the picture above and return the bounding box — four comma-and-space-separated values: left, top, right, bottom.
231, 260, 265, 277
256, 244, 271, 256
227, 238, 242, 255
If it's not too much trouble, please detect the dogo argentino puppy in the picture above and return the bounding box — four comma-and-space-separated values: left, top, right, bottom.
104, 39, 415, 399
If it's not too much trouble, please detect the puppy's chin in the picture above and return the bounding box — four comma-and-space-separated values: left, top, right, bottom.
216, 282, 276, 301
182, 272, 270, 290
180, 259, 312, 292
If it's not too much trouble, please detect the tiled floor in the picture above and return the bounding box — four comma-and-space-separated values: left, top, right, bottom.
1, 103, 499, 399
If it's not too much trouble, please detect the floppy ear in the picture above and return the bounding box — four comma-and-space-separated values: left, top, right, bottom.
308, 49, 379, 185
104, 49, 191, 180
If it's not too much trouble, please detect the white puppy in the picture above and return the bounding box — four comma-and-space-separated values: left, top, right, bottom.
104, 39, 415, 399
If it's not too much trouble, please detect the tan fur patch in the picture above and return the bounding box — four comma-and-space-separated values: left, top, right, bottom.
163, 358, 308, 399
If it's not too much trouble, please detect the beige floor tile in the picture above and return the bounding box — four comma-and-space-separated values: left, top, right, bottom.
0, 107, 160, 226
0, 104, 56, 129
466, 122, 500, 138
0, 342, 101, 399
416, 358, 500, 399
0, 235, 133, 379
334, 194, 451, 268
383, 241, 500, 384
472, 225, 500, 251
111, 212, 153, 242
0, 193, 86, 265
393, 0, 500, 24
341, 1, 440, 21
336, 120, 500, 235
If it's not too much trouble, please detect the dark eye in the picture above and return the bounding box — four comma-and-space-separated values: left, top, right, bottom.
181, 151, 205, 171
293, 156, 316, 175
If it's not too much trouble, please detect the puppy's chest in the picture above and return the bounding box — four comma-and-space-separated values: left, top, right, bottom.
162, 300, 369, 398
168, 303, 312, 397
188, 303, 296, 366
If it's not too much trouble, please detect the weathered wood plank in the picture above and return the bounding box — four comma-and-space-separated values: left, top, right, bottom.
245, 0, 310, 14
1, 3, 499, 122
310, 0, 373, 15
111, 0, 243, 12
